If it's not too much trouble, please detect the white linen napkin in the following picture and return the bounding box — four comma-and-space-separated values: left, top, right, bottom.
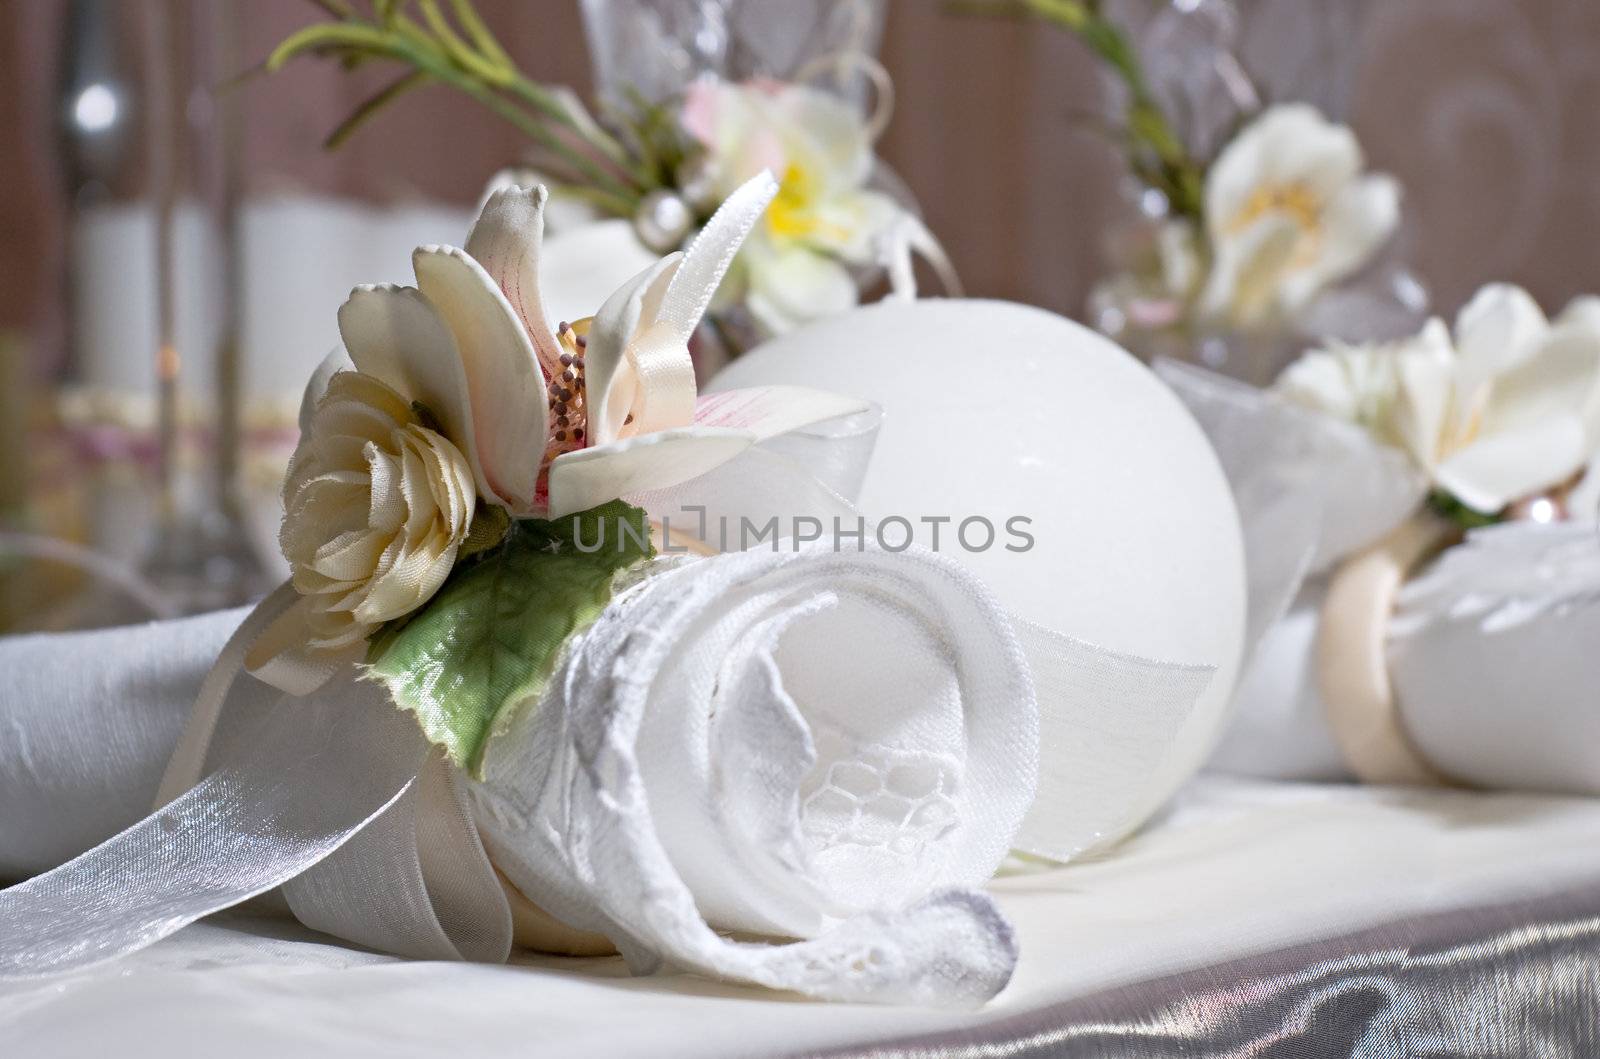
475, 545, 1036, 1004
1161, 359, 1600, 794
1389, 522, 1600, 793
0, 609, 242, 881
0, 544, 1039, 1003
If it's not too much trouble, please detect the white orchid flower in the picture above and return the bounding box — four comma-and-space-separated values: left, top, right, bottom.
1199, 104, 1401, 330
333, 171, 867, 521
682, 79, 901, 336
1278, 283, 1600, 513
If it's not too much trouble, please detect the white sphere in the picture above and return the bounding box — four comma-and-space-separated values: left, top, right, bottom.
711, 299, 1246, 835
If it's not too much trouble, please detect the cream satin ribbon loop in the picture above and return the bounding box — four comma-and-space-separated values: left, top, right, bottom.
660, 171, 778, 343
880, 212, 963, 303
244, 598, 365, 698
613, 320, 699, 439
605, 171, 779, 439
1318, 514, 1458, 787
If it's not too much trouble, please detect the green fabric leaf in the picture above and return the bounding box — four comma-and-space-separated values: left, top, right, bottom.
365, 499, 654, 776
1426, 488, 1506, 531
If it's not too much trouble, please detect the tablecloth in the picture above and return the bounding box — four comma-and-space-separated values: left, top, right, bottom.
7, 775, 1599, 1057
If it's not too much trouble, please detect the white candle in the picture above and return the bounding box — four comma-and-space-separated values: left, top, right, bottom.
712, 298, 1247, 840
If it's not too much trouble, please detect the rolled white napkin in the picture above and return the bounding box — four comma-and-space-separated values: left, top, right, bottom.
1389, 522, 1600, 793
1163, 359, 1600, 794
0, 609, 242, 881
477, 545, 1035, 1003
0, 544, 1039, 1004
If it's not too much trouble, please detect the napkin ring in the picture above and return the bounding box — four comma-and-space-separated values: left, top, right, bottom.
1316, 514, 1459, 786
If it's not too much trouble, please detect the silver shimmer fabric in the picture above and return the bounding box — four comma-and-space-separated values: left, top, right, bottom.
797, 881, 1600, 1058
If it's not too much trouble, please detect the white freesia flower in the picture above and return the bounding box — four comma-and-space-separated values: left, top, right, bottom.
1277, 283, 1600, 513
281, 371, 475, 650
682, 79, 900, 335
1276, 321, 1451, 442
1199, 104, 1400, 329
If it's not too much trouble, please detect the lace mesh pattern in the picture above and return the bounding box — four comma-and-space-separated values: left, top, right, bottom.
801, 730, 962, 859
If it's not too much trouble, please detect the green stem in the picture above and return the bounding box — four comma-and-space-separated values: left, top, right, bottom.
955, 0, 1207, 219
409, 0, 652, 190
417, 0, 513, 86
383, 9, 634, 195
449, 0, 515, 70
387, 34, 640, 205
547, 179, 640, 216
448, 73, 641, 207
323, 68, 429, 149
502, 76, 655, 190
266, 2, 651, 214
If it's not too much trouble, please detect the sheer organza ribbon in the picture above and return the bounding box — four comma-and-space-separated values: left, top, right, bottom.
0, 425, 1216, 993
1154, 360, 1451, 785
1154, 360, 1427, 652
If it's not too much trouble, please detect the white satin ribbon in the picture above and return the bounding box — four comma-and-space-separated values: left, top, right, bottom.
660, 172, 777, 343
602, 172, 779, 441
0, 676, 426, 979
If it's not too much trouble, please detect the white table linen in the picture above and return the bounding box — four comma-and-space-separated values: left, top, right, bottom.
8, 775, 1600, 1057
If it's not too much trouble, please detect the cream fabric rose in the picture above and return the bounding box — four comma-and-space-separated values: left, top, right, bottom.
282, 370, 475, 650
1199, 104, 1400, 330
1277, 284, 1600, 513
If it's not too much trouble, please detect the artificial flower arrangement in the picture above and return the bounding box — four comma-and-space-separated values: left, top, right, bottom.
1276, 285, 1600, 527
257, 171, 867, 759
1163, 282, 1600, 793
961, 0, 1422, 382
266, 0, 954, 351
0, 171, 1218, 1005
